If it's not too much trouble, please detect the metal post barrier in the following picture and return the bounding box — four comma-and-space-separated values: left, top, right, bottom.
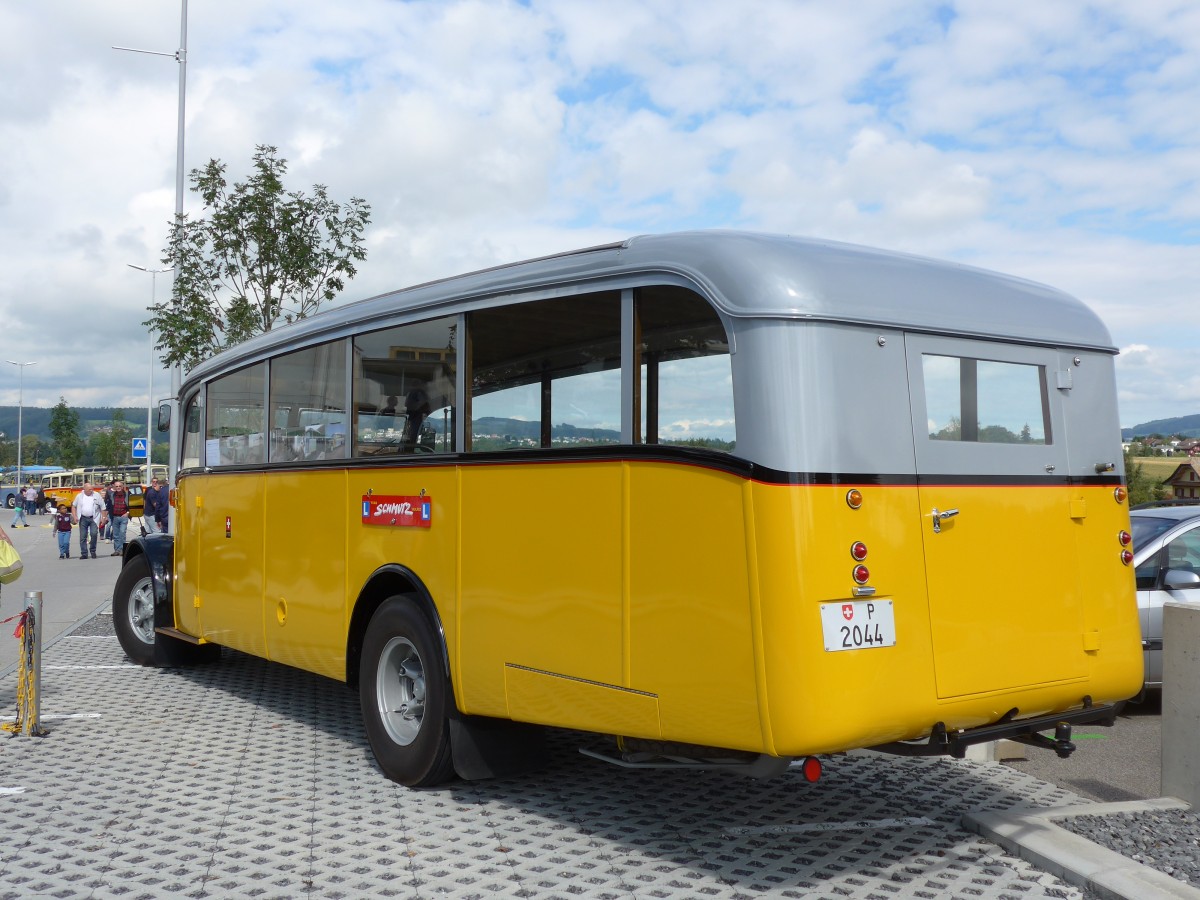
3, 590, 47, 738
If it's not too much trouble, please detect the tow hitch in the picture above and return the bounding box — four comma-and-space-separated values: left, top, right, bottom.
868, 700, 1119, 759
1010, 721, 1077, 759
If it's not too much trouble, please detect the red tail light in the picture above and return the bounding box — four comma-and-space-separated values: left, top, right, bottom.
1121, 549, 1133, 565
850, 541, 868, 561
852, 565, 870, 584
1118, 530, 1132, 547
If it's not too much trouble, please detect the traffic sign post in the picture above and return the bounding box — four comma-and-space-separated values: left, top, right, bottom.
131, 438, 148, 460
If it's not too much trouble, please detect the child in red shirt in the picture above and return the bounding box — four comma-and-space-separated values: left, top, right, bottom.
55, 504, 73, 559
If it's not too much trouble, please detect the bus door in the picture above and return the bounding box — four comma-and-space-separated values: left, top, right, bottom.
905, 334, 1086, 699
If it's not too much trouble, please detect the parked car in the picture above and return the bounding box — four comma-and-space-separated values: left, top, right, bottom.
1131, 501, 1200, 690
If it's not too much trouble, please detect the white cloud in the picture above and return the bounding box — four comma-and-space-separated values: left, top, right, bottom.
0, 0, 1197, 434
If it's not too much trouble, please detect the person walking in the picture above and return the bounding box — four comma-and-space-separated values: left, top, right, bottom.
54, 503, 73, 559
10, 492, 27, 529
143, 476, 169, 534
71, 482, 107, 560
107, 480, 130, 556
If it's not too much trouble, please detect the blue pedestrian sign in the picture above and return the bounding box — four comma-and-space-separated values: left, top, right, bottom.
131, 438, 148, 460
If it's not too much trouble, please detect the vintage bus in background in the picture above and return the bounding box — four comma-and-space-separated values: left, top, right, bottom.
112, 231, 1143, 787
43, 464, 167, 515
2, 466, 65, 509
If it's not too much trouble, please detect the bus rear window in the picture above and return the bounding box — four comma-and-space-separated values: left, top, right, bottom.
923, 354, 1050, 444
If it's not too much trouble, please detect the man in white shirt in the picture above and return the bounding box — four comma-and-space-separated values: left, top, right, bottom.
71, 483, 108, 560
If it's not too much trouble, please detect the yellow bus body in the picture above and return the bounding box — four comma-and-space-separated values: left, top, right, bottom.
172, 461, 1141, 759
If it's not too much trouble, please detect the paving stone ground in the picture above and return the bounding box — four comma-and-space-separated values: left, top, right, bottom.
0, 614, 1100, 899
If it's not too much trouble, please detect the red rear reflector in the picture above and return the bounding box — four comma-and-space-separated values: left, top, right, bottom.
851, 541, 868, 561
852, 565, 870, 584
1121, 549, 1133, 565
1118, 530, 1132, 547
846, 489, 863, 509
1114, 486, 1127, 503
800, 756, 822, 783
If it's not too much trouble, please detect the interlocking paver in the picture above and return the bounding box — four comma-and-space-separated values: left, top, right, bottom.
0, 616, 1100, 898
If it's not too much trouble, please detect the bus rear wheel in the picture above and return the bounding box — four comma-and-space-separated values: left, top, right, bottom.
359, 597, 454, 787
113, 555, 156, 665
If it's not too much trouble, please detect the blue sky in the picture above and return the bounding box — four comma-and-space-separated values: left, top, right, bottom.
0, 0, 1197, 429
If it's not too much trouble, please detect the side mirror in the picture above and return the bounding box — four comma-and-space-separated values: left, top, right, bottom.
1163, 569, 1200, 591
157, 402, 172, 433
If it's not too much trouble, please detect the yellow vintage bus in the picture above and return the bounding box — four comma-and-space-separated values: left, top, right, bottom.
113, 231, 1142, 787
44, 465, 167, 516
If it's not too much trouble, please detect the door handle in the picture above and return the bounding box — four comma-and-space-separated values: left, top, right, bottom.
931, 507, 959, 534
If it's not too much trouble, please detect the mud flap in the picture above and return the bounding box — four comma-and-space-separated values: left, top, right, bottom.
450, 715, 548, 780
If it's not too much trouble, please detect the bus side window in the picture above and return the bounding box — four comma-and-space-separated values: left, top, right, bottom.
206, 362, 266, 466
269, 339, 348, 462
468, 292, 622, 450
352, 316, 457, 456
182, 393, 204, 470
636, 286, 735, 453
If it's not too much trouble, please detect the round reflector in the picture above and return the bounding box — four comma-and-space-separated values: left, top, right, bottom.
1118, 530, 1132, 547
1121, 549, 1133, 565
1113, 486, 1127, 503
852, 565, 870, 584
851, 541, 868, 561
846, 489, 863, 509
800, 756, 822, 783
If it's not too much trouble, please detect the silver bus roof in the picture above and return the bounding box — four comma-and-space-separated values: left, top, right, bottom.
183, 230, 1115, 387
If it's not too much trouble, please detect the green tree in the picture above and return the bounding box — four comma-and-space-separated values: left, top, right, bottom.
20, 434, 43, 466
1124, 450, 1166, 506
91, 410, 135, 470
49, 397, 84, 467
147, 144, 371, 370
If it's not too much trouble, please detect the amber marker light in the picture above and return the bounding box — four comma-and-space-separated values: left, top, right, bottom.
1114, 486, 1127, 503
852, 565, 870, 584
846, 489, 863, 509
851, 541, 868, 561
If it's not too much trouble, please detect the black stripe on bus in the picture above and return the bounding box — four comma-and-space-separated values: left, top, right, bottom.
179, 444, 1125, 488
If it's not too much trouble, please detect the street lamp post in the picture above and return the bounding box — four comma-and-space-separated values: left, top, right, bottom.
6, 360, 37, 490
128, 265, 173, 467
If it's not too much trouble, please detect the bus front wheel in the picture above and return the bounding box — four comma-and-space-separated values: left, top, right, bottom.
113, 555, 156, 666
359, 597, 454, 787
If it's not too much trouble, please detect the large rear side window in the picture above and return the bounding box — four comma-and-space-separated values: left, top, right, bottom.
923, 354, 1051, 445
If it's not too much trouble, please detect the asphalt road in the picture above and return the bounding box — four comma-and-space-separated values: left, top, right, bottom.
0, 512, 134, 674
1003, 693, 1164, 802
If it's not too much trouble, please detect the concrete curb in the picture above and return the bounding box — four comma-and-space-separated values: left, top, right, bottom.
964, 797, 1200, 899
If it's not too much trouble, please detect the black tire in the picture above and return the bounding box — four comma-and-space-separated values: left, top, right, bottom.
359, 596, 455, 787
113, 555, 156, 665
4, 496, 13, 509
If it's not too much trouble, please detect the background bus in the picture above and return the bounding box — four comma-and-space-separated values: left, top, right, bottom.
2, 466, 64, 508
113, 231, 1142, 788
43, 464, 167, 515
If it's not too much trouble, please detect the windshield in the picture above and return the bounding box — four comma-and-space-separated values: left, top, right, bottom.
1131, 515, 1191, 548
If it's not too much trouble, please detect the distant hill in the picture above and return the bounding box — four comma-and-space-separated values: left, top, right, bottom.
0, 406, 153, 441
1122, 414, 1200, 441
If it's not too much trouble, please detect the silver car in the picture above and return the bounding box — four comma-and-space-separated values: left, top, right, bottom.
1131, 502, 1200, 689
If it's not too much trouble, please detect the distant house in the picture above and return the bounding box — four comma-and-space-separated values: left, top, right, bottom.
1163, 459, 1200, 500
